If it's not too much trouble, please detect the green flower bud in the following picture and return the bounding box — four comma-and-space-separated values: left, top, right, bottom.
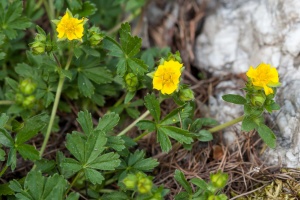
208, 195, 221, 200
137, 177, 153, 194
15, 93, 24, 104
30, 41, 46, 55
210, 171, 228, 189
22, 95, 35, 108
19, 79, 37, 95
89, 33, 104, 46
45, 41, 53, 52
251, 93, 266, 107
125, 73, 139, 92
35, 33, 47, 42
179, 88, 194, 101
123, 174, 137, 189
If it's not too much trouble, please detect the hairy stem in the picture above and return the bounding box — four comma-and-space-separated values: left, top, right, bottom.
0, 165, 8, 178
117, 110, 150, 136
65, 171, 81, 196
208, 115, 244, 133
134, 131, 150, 142
39, 52, 73, 157
0, 100, 14, 105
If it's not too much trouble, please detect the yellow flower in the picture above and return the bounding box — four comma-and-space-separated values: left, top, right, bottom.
153, 60, 183, 94
246, 63, 280, 95
56, 10, 84, 41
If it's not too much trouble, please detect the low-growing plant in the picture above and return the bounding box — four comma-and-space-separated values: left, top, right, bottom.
0, 0, 281, 199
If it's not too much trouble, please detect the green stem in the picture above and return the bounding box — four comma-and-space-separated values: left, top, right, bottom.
107, 10, 141, 34
42, 0, 55, 34
99, 189, 115, 193
117, 110, 150, 136
134, 131, 150, 142
208, 115, 244, 133
65, 171, 81, 196
0, 165, 8, 178
0, 100, 14, 105
104, 177, 118, 186
39, 52, 73, 158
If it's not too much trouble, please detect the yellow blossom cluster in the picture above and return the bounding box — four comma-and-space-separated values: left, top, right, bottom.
153, 60, 182, 94
56, 11, 84, 41
246, 63, 280, 95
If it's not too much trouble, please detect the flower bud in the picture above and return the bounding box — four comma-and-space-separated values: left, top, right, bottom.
179, 88, 194, 101
210, 171, 228, 189
22, 95, 35, 108
125, 73, 139, 92
208, 195, 221, 200
15, 93, 24, 104
123, 174, 137, 189
30, 41, 46, 55
35, 33, 47, 42
19, 79, 37, 95
137, 177, 153, 194
89, 33, 104, 46
251, 93, 266, 107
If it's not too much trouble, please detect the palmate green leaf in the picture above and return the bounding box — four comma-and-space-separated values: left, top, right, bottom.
196, 130, 213, 142
66, 192, 80, 200
144, 94, 160, 122
66, 132, 85, 162
160, 103, 193, 125
101, 192, 129, 200
0, 183, 14, 196
10, 171, 67, 200
242, 116, 258, 132
0, 113, 9, 128
7, 148, 17, 170
106, 135, 125, 151
127, 150, 159, 172
190, 178, 208, 191
66, 0, 82, 10
0, 1, 32, 39
77, 110, 93, 135
60, 157, 81, 178
17, 144, 39, 161
0, 128, 14, 147
15, 113, 48, 145
96, 112, 120, 133
35, 159, 56, 173
83, 67, 112, 84
158, 126, 193, 144
88, 152, 120, 170
119, 22, 141, 57
157, 129, 172, 152
0, 52, 5, 60
84, 168, 104, 185
78, 73, 95, 98
85, 130, 107, 164
76, 1, 97, 17
5, 77, 19, 91
136, 120, 156, 132
62, 112, 121, 185
74, 56, 112, 97
102, 23, 148, 76
0, 148, 5, 161
222, 94, 246, 105
174, 170, 192, 194
257, 124, 276, 148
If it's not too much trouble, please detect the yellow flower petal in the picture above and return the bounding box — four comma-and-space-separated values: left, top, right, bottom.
55, 11, 84, 41
152, 60, 183, 95
246, 63, 279, 95
263, 85, 273, 95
